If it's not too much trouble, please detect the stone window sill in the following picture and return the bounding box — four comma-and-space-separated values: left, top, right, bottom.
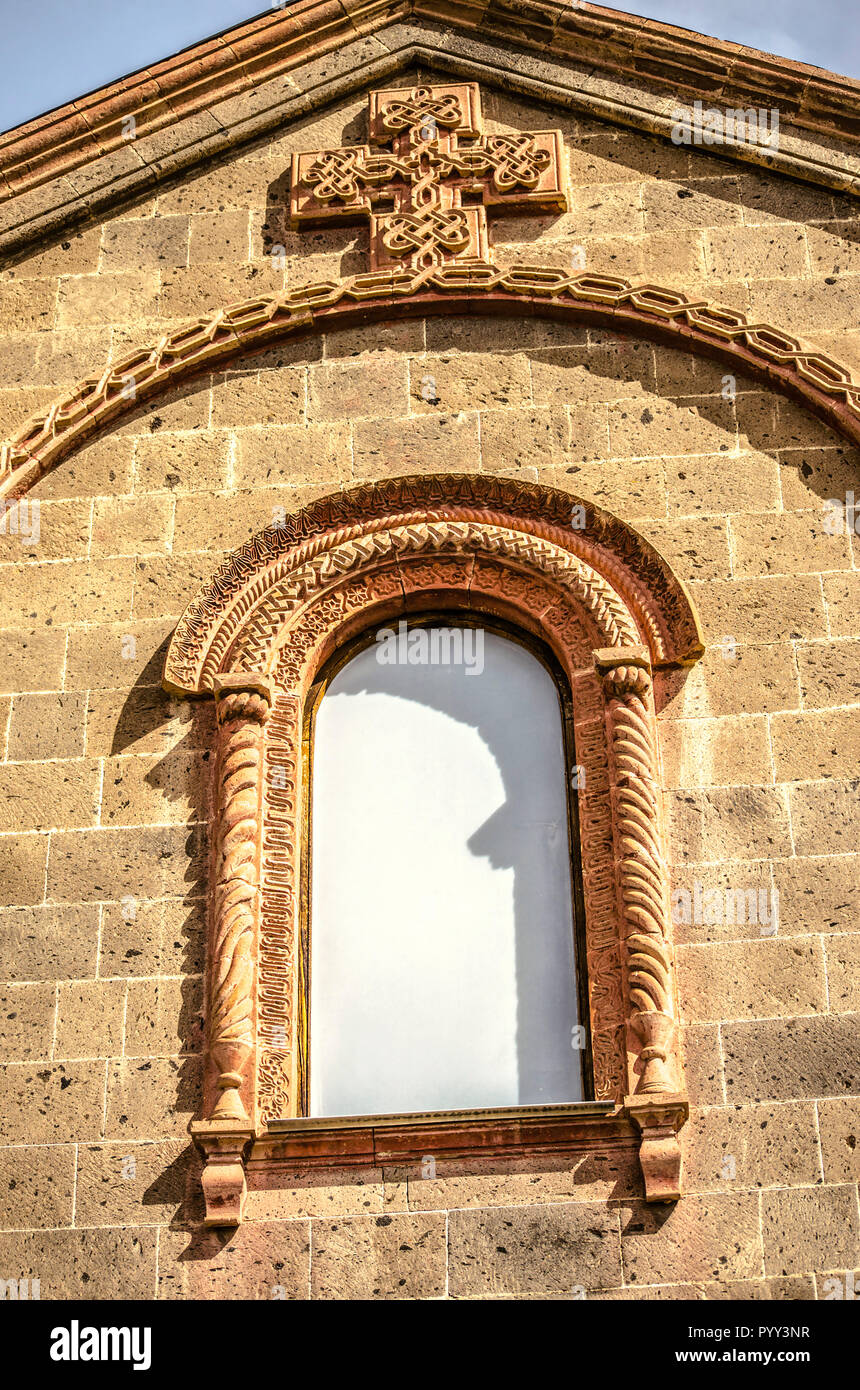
260, 1100, 622, 1164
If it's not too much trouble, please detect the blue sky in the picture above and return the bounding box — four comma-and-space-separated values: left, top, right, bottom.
0, 0, 857, 136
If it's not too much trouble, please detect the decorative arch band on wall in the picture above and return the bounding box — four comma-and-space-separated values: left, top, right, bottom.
2, 262, 860, 499
163, 473, 703, 1225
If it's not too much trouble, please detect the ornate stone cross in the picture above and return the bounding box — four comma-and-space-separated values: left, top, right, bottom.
290, 81, 568, 271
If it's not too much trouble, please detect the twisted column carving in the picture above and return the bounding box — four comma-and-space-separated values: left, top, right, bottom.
208, 677, 272, 1121
597, 646, 687, 1201
190, 673, 271, 1227
168, 488, 700, 1221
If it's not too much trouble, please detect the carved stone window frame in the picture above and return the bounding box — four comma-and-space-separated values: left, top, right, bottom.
163, 474, 703, 1226
298, 611, 598, 1115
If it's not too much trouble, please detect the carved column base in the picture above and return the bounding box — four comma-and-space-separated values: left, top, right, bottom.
625, 1093, 689, 1203
189, 1119, 255, 1227
631, 1010, 677, 1094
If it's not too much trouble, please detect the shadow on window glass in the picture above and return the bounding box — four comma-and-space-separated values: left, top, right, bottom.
309, 624, 585, 1117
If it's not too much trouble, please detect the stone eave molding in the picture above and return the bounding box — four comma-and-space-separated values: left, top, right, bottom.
1, 6, 859, 261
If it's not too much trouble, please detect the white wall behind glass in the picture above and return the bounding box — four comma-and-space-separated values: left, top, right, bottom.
309, 626, 583, 1117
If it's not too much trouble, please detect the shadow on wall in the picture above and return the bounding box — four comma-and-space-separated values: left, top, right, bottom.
157, 1144, 649, 1267
111, 637, 212, 1167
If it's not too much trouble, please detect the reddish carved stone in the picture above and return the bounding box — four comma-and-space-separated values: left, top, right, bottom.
290, 81, 568, 272
166, 476, 700, 1222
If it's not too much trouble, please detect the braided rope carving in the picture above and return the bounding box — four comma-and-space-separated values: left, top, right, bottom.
208, 686, 270, 1121
168, 505, 667, 692
229, 521, 640, 681
3, 264, 859, 500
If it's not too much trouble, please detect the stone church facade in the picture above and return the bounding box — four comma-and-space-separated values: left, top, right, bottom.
0, 2, 858, 1299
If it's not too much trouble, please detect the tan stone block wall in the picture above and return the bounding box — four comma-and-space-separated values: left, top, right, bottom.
0, 81, 858, 1300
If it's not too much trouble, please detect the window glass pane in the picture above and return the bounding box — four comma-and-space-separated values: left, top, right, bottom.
309, 625, 583, 1116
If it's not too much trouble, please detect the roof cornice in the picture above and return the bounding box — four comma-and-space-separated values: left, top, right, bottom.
1, 1, 858, 260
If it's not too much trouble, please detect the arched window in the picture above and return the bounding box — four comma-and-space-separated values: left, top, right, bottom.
305, 622, 588, 1119
164, 475, 702, 1224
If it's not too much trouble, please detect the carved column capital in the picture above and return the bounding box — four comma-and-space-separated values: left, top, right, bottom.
594, 645, 652, 697
214, 672, 274, 726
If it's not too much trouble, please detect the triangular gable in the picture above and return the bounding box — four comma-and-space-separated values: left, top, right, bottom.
1, 2, 858, 261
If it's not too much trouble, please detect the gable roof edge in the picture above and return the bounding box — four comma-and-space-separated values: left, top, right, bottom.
1, 5, 858, 263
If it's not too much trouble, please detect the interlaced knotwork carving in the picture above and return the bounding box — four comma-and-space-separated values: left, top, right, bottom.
230, 521, 640, 683
256, 694, 299, 1126
379, 87, 463, 132
4, 268, 858, 500
290, 80, 567, 270
484, 134, 552, 190
301, 150, 383, 203
303, 140, 554, 207
382, 206, 471, 259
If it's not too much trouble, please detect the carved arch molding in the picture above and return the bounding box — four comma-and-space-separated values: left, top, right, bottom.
162, 473, 703, 1225
3, 263, 860, 498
